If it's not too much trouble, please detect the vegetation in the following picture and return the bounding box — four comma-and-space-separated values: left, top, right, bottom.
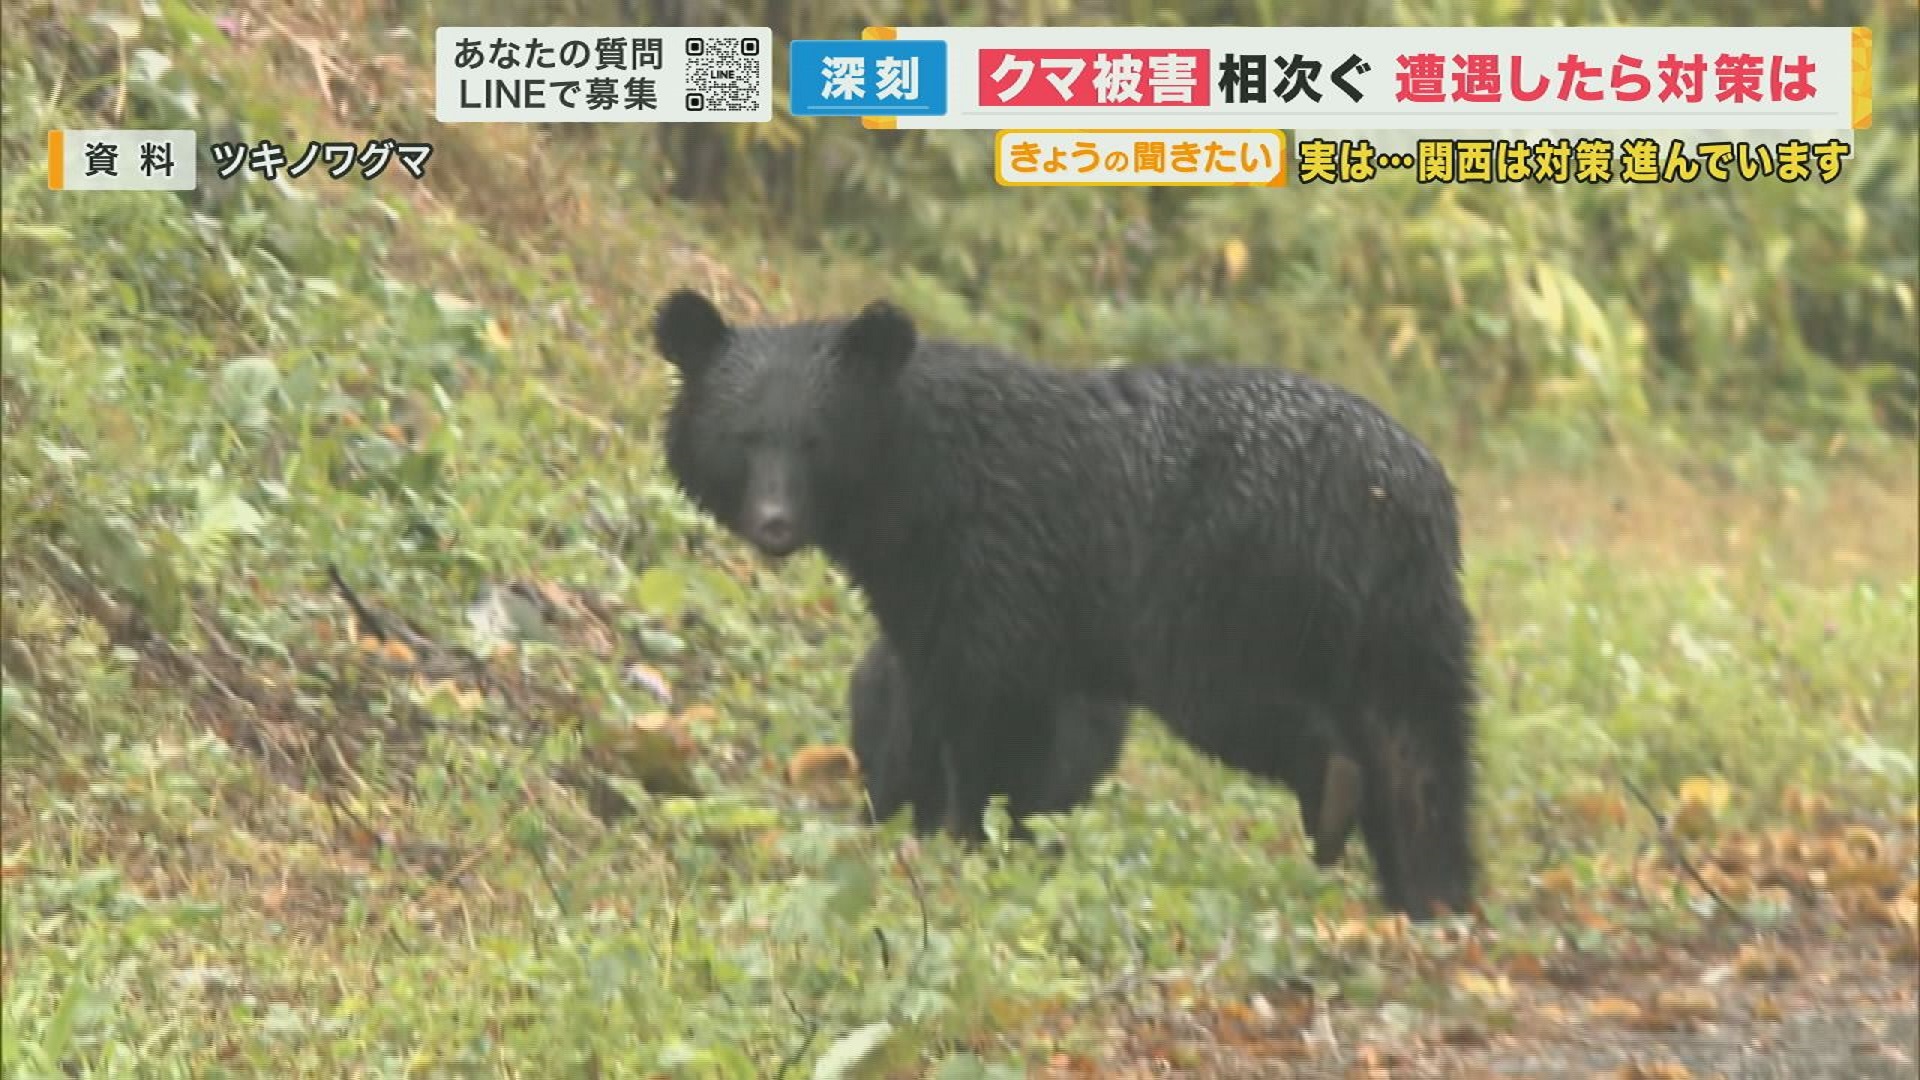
2, 0, 1914, 1076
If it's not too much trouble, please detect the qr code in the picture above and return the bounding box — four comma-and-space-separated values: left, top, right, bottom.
684, 35, 763, 113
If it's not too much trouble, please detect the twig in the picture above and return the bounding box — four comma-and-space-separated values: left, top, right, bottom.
773, 986, 820, 1080
1620, 772, 1754, 930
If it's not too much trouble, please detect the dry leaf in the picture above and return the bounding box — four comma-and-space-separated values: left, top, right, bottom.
1840, 824, 1885, 862
1713, 833, 1762, 874
1503, 952, 1548, 980
1674, 776, 1732, 838
1606, 1065, 1695, 1080
1563, 791, 1629, 827
1536, 866, 1578, 898
1588, 997, 1644, 1021
1650, 987, 1719, 1023
786, 745, 859, 788
595, 712, 700, 796
1734, 941, 1800, 980
1826, 861, 1904, 891
1453, 971, 1514, 1005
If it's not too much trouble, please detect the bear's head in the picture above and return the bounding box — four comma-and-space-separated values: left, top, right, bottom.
652, 288, 917, 559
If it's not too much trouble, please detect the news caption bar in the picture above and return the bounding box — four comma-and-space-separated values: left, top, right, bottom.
788, 25, 1870, 187
50, 24, 1873, 193
793, 25, 1871, 132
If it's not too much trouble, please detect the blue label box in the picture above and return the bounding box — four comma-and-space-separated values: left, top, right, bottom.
789, 39, 947, 117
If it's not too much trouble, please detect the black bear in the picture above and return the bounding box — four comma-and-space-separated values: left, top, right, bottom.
849, 635, 1129, 835
654, 288, 1479, 919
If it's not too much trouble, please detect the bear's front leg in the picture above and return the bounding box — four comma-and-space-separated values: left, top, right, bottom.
930, 693, 1066, 845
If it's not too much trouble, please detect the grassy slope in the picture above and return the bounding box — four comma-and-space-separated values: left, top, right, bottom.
3, 4, 1916, 1078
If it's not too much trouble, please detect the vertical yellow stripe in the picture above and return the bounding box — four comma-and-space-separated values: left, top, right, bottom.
1265, 131, 1288, 187
1851, 27, 1872, 130
861, 26, 900, 129
47, 129, 64, 190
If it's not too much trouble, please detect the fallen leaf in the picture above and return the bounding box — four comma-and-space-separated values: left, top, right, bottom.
1606, 1065, 1695, 1080
1588, 997, 1644, 1021
1645, 987, 1719, 1027
1713, 833, 1763, 875
484, 316, 512, 350
1503, 952, 1548, 979
1563, 791, 1630, 827
1453, 971, 1514, 1005
623, 662, 674, 704
1677, 778, 1731, 811
787, 745, 859, 788
1840, 824, 1885, 863
1826, 861, 1905, 891
1536, 867, 1578, 898
593, 712, 700, 796
1674, 776, 1732, 838
1734, 941, 1800, 980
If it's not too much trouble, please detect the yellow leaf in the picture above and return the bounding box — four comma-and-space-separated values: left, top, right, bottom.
484, 316, 511, 351
1220, 238, 1250, 285
1452, 971, 1513, 1005
382, 638, 416, 664
1677, 777, 1731, 810
1674, 777, 1731, 837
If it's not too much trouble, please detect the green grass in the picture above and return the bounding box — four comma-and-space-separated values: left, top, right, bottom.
3, 4, 1917, 1078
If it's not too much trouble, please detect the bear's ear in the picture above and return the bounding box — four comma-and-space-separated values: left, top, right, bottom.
839, 300, 916, 378
653, 288, 731, 375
